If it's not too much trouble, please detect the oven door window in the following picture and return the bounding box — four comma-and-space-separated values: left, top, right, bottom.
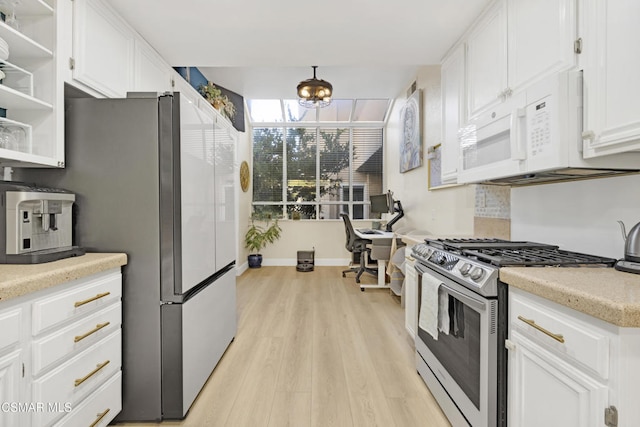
418, 296, 481, 409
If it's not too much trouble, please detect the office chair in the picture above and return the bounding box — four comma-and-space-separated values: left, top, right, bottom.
340, 213, 378, 283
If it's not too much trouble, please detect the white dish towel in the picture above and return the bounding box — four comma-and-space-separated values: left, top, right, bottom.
418, 272, 450, 340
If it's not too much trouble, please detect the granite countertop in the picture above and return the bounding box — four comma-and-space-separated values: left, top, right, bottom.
500, 267, 640, 327
400, 233, 476, 246
0, 253, 128, 303
401, 234, 431, 245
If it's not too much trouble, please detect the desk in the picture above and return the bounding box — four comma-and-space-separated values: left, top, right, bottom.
353, 228, 395, 291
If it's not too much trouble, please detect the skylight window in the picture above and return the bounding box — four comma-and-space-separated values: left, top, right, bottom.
248, 99, 283, 123
247, 99, 392, 124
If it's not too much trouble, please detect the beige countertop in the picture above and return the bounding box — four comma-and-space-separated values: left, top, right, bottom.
500, 267, 640, 327
0, 253, 128, 303
400, 234, 431, 245
400, 233, 475, 246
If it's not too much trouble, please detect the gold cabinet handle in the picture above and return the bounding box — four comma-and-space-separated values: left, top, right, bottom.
89, 408, 110, 427
74, 292, 111, 308
74, 322, 111, 343
89, 408, 111, 427
517, 315, 565, 343
74, 360, 110, 387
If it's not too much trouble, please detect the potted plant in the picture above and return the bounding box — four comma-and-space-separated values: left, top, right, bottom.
198, 82, 237, 121
244, 214, 282, 268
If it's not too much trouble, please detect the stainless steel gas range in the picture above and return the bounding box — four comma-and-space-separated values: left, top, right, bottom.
411, 238, 615, 427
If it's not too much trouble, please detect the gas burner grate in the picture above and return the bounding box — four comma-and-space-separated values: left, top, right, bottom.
464, 247, 617, 267
424, 237, 556, 251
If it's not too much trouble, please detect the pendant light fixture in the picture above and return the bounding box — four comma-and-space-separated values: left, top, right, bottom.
297, 66, 333, 108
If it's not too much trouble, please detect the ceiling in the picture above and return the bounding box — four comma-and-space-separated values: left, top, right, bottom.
108, 0, 490, 99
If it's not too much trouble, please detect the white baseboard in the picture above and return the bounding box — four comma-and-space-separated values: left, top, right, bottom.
236, 261, 248, 276
259, 258, 351, 267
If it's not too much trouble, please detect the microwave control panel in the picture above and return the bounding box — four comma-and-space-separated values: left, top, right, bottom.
528, 95, 552, 157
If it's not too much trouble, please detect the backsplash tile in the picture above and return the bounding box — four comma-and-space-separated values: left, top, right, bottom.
475, 185, 510, 219
474, 217, 511, 240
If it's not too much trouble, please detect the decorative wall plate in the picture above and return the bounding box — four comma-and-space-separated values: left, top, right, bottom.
240, 160, 250, 192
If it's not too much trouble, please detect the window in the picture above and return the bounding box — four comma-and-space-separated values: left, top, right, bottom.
252, 126, 383, 220
250, 99, 387, 220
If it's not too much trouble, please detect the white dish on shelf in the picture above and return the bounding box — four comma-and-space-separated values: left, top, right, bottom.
0, 117, 32, 154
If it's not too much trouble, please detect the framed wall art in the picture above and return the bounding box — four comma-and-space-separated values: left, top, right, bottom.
399, 89, 422, 173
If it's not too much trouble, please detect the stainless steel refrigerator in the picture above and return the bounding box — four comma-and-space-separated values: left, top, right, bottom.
20, 92, 237, 421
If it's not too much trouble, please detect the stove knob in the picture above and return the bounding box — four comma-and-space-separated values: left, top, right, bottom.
459, 263, 472, 276
470, 267, 485, 282
436, 254, 446, 265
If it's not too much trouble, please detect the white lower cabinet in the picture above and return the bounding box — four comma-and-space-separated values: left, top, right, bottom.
32, 330, 121, 427
0, 268, 122, 427
404, 254, 417, 340
0, 349, 24, 427
507, 287, 640, 426
53, 371, 122, 427
0, 305, 24, 427
508, 329, 608, 427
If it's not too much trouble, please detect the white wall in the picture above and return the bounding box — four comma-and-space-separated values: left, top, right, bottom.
254, 220, 352, 266
385, 66, 475, 235
236, 115, 253, 273
511, 174, 640, 260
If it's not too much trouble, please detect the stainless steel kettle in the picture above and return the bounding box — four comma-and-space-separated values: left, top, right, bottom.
618, 220, 640, 262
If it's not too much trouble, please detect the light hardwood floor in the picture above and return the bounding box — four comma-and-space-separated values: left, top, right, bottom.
115, 266, 450, 427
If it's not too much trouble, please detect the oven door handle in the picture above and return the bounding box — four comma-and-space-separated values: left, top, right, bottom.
415, 263, 487, 311
440, 283, 486, 311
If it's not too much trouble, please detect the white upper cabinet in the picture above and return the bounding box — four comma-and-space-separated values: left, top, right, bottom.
466, 0, 508, 120
69, 0, 175, 97
507, 0, 577, 95
581, 0, 640, 158
134, 39, 173, 93
172, 71, 201, 106
72, 0, 134, 98
0, 0, 63, 167
440, 44, 465, 184
466, 0, 577, 122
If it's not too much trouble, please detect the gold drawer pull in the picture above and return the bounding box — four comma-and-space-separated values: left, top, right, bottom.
74, 322, 111, 343
74, 292, 111, 308
518, 315, 565, 343
74, 360, 110, 387
89, 408, 110, 427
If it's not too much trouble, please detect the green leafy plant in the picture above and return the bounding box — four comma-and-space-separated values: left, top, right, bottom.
244, 214, 282, 254
198, 82, 237, 121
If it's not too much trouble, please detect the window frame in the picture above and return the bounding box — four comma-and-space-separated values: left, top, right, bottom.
251, 122, 385, 220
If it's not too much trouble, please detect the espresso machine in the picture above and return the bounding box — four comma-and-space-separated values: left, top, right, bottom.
0, 181, 85, 264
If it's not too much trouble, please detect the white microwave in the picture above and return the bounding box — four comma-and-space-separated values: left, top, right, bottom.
457, 71, 640, 185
